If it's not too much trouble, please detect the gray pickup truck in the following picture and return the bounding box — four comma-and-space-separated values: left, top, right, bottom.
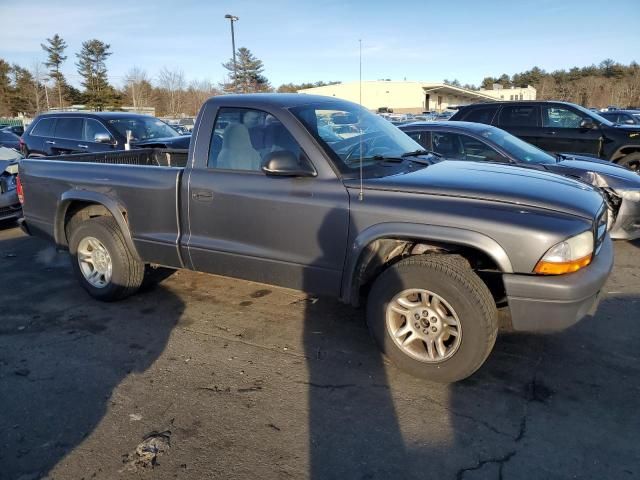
18, 94, 613, 383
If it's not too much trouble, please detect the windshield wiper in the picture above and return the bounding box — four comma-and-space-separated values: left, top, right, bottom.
402, 149, 434, 157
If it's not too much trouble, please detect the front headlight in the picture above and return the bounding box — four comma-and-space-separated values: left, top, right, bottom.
534, 230, 594, 275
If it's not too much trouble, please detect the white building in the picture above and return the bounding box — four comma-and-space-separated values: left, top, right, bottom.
478, 84, 537, 101
298, 81, 537, 113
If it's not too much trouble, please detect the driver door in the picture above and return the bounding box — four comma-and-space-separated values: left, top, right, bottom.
186, 107, 350, 296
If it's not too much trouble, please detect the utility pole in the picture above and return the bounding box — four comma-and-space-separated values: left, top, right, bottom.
224, 14, 239, 92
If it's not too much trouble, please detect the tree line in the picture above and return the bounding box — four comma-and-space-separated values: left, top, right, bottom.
445, 59, 640, 108
2, 33, 638, 118
0, 34, 342, 118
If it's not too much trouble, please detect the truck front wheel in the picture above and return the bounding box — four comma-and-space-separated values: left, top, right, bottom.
367, 255, 498, 383
68, 216, 144, 301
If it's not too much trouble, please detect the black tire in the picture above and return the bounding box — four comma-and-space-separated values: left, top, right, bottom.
68, 216, 144, 301
366, 254, 498, 383
617, 153, 640, 172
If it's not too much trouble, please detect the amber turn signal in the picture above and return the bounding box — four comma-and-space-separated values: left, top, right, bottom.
534, 254, 592, 275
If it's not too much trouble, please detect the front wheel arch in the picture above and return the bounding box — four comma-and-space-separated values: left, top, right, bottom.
341, 223, 513, 306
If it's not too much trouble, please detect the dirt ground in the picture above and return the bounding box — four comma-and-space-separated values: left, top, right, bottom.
1, 221, 639, 480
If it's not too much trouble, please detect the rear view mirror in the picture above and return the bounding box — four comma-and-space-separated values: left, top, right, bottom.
262, 150, 316, 177
94, 133, 114, 144
579, 119, 596, 130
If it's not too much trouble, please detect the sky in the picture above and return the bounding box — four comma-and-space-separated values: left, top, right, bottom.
1, 0, 639, 89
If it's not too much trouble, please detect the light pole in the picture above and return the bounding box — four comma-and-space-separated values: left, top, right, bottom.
224, 14, 239, 91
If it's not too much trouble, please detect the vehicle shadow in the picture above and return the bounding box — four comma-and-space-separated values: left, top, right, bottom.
0, 233, 182, 479
302, 210, 415, 479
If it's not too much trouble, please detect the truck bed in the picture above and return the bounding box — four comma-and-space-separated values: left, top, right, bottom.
40, 148, 189, 168
20, 150, 186, 268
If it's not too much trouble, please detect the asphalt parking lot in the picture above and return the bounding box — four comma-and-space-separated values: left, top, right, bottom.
1, 221, 639, 480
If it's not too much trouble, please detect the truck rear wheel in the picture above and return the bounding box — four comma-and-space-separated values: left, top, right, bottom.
366, 254, 498, 383
68, 216, 144, 301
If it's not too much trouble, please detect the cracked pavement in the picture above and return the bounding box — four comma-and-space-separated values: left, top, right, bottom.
1, 221, 639, 479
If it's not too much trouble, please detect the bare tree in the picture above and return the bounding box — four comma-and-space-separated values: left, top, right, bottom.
124, 67, 153, 110
157, 67, 185, 117
184, 79, 219, 116
29, 60, 48, 113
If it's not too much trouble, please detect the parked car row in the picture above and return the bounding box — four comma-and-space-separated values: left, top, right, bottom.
20, 112, 190, 157
450, 101, 640, 171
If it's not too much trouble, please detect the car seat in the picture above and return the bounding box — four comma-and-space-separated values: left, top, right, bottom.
216, 123, 262, 171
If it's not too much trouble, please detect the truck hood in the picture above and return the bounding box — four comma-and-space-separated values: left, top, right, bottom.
345, 160, 604, 220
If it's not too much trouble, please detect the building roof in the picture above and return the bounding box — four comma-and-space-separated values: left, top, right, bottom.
298, 81, 499, 102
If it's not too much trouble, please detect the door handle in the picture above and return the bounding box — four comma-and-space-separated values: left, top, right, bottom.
77, 144, 89, 149
45, 140, 56, 144
545, 131, 557, 135
192, 190, 214, 201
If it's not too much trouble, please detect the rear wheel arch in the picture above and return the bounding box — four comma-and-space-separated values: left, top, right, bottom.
342, 223, 512, 306
55, 193, 140, 261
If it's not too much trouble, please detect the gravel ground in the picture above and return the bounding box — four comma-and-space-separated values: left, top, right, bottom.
1, 221, 639, 480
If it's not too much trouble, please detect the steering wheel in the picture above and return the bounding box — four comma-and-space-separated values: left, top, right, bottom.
342, 133, 389, 162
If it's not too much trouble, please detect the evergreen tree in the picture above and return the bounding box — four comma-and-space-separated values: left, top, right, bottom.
9, 65, 36, 114
221, 47, 271, 93
0, 59, 11, 116
480, 76, 497, 89
41, 34, 68, 108
76, 39, 118, 110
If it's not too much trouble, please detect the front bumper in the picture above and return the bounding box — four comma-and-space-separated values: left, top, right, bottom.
503, 235, 614, 332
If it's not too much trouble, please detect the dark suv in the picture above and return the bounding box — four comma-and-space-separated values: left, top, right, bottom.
21, 112, 190, 157
450, 101, 640, 171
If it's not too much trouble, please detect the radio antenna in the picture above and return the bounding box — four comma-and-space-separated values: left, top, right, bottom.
358, 38, 364, 201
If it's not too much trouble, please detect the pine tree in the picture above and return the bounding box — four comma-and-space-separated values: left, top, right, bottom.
75, 39, 118, 110
0, 59, 11, 116
9, 65, 36, 114
41, 34, 68, 108
221, 47, 271, 93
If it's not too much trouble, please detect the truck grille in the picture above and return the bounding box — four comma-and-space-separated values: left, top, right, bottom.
595, 205, 607, 254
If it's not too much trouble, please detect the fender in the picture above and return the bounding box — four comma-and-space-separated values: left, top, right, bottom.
340, 222, 513, 305
55, 190, 141, 261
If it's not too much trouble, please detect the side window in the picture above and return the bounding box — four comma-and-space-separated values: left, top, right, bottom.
459, 135, 507, 162
461, 106, 499, 125
30, 118, 55, 137
208, 108, 304, 171
54, 118, 83, 140
431, 132, 464, 159
405, 130, 430, 149
83, 119, 111, 142
498, 105, 540, 127
542, 107, 584, 128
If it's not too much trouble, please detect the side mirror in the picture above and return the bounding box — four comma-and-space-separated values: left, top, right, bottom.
94, 133, 114, 144
262, 150, 316, 177
579, 119, 596, 130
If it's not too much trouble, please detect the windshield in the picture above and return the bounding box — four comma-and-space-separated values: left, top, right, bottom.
108, 117, 179, 141
290, 100, 423, 174
479, 126, 556, 165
